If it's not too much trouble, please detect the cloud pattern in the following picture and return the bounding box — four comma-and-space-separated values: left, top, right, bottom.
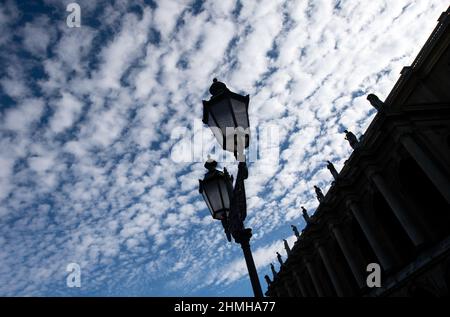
0, 0, 447, 296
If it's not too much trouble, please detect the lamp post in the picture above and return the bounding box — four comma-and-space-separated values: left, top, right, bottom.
198, 79, 263, 298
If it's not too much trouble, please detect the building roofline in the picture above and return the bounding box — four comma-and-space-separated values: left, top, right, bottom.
385, 6, 450, 106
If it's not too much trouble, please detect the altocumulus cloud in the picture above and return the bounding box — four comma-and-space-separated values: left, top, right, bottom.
0, 0, 447, 296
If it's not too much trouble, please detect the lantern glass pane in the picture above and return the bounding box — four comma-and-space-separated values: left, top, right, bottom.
207, 109, 218, 129
201, 191, 214, 216
209, 98, 236, 136
218, 178, 230, 210
208, 123, 225, 149
230, 98, 249, 129
204, 178, 223, 213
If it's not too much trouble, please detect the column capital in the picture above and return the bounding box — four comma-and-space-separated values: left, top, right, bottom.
345, 197, 360, 209
313, 238, 329, 249
399, 130, 450, 203
392, 126, 415, 143
302, 254, 315, 265
364, 165, 383, 179
327, 218, 345, 231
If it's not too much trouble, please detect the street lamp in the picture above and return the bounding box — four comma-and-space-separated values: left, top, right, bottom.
198, 79, 263, 298
198, 158, 233, 222
202, 78, 250, 161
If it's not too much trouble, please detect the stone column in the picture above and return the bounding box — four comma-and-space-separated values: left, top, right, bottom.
276, 287, 283, 298
330, 223, 366, 288
316, 242, 346, 297
273, 284, 283, 297
400, 134, 450, 203
284, 279, 296, 297
369, 171, 426, 247
292, 269, 309, 297
304, 258, 326, 297
347, 200, 399, 271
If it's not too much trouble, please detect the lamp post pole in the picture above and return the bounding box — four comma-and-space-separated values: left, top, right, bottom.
234, 228, 264, 297
228, 161, 263, 298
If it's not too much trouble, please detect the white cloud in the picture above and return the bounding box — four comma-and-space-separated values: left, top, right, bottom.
3, 98, 45, 133
49, 93, 83, 134
21, 16, 53, 57
96, 9, 153, 90
28, 155, 54, 173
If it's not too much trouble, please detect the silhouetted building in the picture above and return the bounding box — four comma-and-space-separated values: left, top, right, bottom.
266, 6, 450, 297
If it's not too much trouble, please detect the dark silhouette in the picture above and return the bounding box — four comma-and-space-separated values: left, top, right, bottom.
367, 94, 384, 111
344, 130, 359, 149
314, 185, 325, 202
264, 275, 272, 286
326, 160, 339, 180
301, 206, 311, 224
283, 239, 291, 255
291, 224, 300, 239
209, 78, 227, 96
270, 263, 277, 279
276, 252, 283, 266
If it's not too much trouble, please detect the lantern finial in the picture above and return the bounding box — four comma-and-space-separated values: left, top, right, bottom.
204, 155, 217, 171
209, 78, 227, 96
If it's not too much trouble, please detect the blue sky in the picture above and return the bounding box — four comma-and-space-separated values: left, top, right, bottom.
0, 0, 447, 296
